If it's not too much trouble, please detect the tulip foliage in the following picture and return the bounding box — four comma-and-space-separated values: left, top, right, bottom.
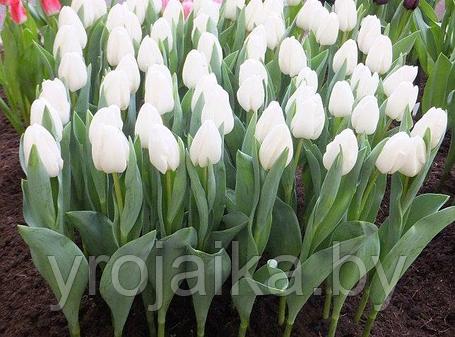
11, 1, 455, 337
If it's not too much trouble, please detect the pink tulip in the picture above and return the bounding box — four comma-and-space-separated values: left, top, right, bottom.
212, 0, 222, 4
182, 0, 193, 18
9, 0, 27, 24
161, 0, 169, 10
40, 0, 61, 16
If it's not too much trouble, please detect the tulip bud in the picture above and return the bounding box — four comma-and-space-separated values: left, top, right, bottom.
93, 0, 108, 18
137, 36, 164, 72
399, 136, 426, 177
279, 36, 307, 77
58, 7, 87, 47
127, 0, 156, 24
357, 15, 381, 54
89, 105, 123, 144
239, 59, 268, 86
263, 14, 285, 50
135, 103, 163, 148
192, 13, 210, 40
323, 128, 358, 175
224, 0, 245, 21
183, 49, 210, 89
365, 35, 392, 74
350, 63, 379, 99
332, 39, 358, 75
295, 67, 318, 92
411, 107, 448, 149
334, 0, 357, 32
107, 26, 135, 67
39, 79, 70, 124
316, 12, 339, 46
53, 25, 84, 58
30, 98, 64, 141
163, 0, 183, 26
106, 3, 142, 44
151, 17, 173, 51
145, 64, 175, 115
245, 25, 267, 62
385, 81, 418, 121
23, 124, 64, 177
148, 124, 180, 174
190, 120, 222, 167
101, 70, 131, 110
237, 76, 265, 112
201, 85, 234, 135
329, 81, 354, 117
291, 94, 325, 140
309, 5, 329, 33
351, 96, 380, 135
245, 0, 264, 31
259, 124, 293, 170
192, 73, 218, 110
197, 32, 223, 64
255, 101, 286, 143
403, 0, 419, 10
194, 0, 220, 23
116, 55, 140, 94
71, 0, 105, 28
41, 0, 62, 16
183, 0, 193, 19
263, 0, 284, 15
296, 0, 321, 31
91, 125, 129, 174
376, 132, 410, 174
58, 52, 88, 93
285, 85, 316, 114
10, 0, 28, 25
382, 65, 418, 97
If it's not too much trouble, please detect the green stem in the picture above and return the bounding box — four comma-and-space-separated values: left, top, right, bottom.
164, 171, 173, 234
361, 309, 379, 337
70, 324, 81, 337
355, 287, 370, 323
158, 310, 166, 337
238, 320, 248, 337
323, 285, 333, 320
358, 170, 380, 218
278, 297, 287, 326
327, 314, 340, 337
282, 322, 293, 337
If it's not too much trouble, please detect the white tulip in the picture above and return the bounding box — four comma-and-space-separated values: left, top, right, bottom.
58, 6, 87, 48
92, 0, 107, 19
91, 125, 129, 174
333, 39, 358, 75
183, 50, 210, 89
329, 81, 354, 117
39, 79, 70, 124
263, 14, 285, 50
296, 67, 318, 92
101, 70, 131, 110
106, 3, 142, 43
245, 25, 267, 62
137, 36, 164, 72
285, 85, 316, 114
190, 120, 222, 167
71, 0, 96, 28
127, 0, 158, 24
224, 0, 245, 21
334, 0, 357, 32
263, 0, 284, 16
245, 0, 264, 31
239, 59, 268, 86
191, 73, 218, 110
411, 107, 448, 149
107, 26, 135, 67
195, 0, 221, 23
116, 55, 140, 94
350, 63, 379, 99
197, 32, 223, 64
30, 98, 64, 141
23, 124, 64, 177
192, 13, 210, 40
383, 65, 419, 97
89, 105, 123, 144
135, 103, 163, 148
237, 76, 265, 112
201, 85, 234, 134
351, 96, 379, 135
58, 52, 87, 93
365, 35, 392, 75
53, 26, 83, 58
255, 101, 285, 143
316, 12, 339, 46
259, 124, 293, 170
296, 0, 321, 31
291, 94, 325, 140
279, 36, 307, 77
375, 132, 409, 174
323, 128, 358, 175
357, 15, 381, 54
399, 136, 427, 177
385, 81, 418, 121
151, 17, 173, 51
145, 64, 175, 115
163, 0, 184, 26
148, 124, 180, 174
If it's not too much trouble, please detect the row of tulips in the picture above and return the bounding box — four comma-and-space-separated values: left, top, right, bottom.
13, 1, 455, 337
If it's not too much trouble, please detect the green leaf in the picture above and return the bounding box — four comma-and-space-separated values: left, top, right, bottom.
422, 53, 453, 112
75, 64, 92, 119
19, 226, 89, 337
392, 31, 418, 61
403, 193, 449, 233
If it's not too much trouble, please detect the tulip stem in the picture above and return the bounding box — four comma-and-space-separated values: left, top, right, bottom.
278, 296, 287, 326
323, 285, 333, 320
282, 322, 293, 337
361, 308, 379, 337
355, 287, 370, 323
112, 173, 124, 215
358, 170, 380, 218
238, 320, 248, 337
164, 171, 173, 233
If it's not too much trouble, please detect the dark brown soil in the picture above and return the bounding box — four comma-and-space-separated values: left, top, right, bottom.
0, 112, 454, 337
